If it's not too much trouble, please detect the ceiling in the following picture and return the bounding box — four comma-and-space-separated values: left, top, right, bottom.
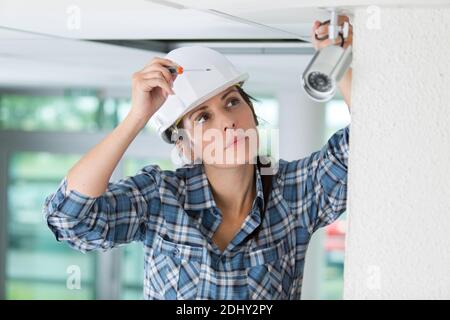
1, 0, 443, 96
0, 0, 333, 40
0, 26, 314, 96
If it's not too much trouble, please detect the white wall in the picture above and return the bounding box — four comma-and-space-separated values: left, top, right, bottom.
344, 7, 450, 299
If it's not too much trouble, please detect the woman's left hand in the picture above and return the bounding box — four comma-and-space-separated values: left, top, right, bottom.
311, 15, 353, 51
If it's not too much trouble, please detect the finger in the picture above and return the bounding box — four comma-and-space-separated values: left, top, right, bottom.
315, 16, 351, 36
137, 72, 172, 94
141, 77, 174, 96
343, 33, 353, 49
311, 20, 321, 46
142, 65, 174, 84
141, 70, 169, 82
311, 20, 321, 34
338, 15, 350, 24
339, 16, 352, 36
148, 75, 175, 94
315, 24, 329, 36
316, 38, 343, 50
142, 71, 172, 90
150, 57, 179, 69
142, 57, 180, 72
312, 16, 352, 49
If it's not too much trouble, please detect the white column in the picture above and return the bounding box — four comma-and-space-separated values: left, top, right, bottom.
344, 7, 450, 299
277, 88, 326, 299
277, 90, 325, 160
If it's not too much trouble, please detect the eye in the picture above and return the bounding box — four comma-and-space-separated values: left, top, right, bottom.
226, 97, 241, 108
195, 112, 210, 124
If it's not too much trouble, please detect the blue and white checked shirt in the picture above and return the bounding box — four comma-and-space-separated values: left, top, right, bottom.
43, 125, 350, 300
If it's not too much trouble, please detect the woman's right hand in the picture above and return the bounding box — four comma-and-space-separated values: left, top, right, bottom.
311, 15, 353, 51
129, 57, 180, 127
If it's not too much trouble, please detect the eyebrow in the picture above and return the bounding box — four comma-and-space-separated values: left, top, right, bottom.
188, 88, 239, 120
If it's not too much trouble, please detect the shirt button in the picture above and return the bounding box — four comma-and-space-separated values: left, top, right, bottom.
172, 248, 180, 257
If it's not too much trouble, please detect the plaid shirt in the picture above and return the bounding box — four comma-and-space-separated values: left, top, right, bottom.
43, 125, 350, 300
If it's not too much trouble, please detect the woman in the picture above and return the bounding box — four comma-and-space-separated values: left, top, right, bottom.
44, 17, 352, 299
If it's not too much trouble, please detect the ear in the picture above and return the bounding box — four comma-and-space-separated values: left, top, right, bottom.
176, 137, 195, 164
175, 139, 184, 155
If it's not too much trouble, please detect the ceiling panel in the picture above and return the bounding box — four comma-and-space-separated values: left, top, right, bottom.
0, 27, 312, 94
0, 28, 161, 93
0, 0, 301, 40
2, 0, 444, 92
8, 0, 428, 92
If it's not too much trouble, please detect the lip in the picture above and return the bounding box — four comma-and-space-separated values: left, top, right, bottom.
225, 136, 245, 149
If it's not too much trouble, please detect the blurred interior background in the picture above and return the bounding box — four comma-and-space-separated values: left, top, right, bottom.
0, 0, 351, 300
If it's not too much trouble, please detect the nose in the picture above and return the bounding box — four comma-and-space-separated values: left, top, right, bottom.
220, 109, 237, 132
224, 121, 236, 132
223, 121, 236, 149
217, 106, 237, 135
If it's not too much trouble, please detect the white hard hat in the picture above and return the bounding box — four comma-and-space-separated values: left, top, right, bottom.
149, 46, 249, 143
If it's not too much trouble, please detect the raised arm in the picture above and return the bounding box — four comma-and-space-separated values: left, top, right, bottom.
67, 57, 179, 196
281, 125, 350, 234
43, 57, 180, 252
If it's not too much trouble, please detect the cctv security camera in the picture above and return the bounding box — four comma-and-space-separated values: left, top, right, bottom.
302, 44, 352, 102
302, 9, 353, 102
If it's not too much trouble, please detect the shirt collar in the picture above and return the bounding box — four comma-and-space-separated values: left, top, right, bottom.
183, 163, 265, 214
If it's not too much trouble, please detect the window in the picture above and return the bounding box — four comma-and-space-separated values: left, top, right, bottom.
253, 97, 279, 129
0, 93, 100, 132
6, 152, 96, 299
252, 96, 279, 158
120, 158, 175, 300
120, 242, 144, 300
0, 89, 285, 300
0, 92, 156, 134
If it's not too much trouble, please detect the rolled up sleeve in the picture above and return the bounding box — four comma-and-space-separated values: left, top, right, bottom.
43, 166, 161, 253
282, 125, 350, 234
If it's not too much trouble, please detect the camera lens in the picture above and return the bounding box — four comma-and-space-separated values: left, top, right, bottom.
308, 72, 332, 93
